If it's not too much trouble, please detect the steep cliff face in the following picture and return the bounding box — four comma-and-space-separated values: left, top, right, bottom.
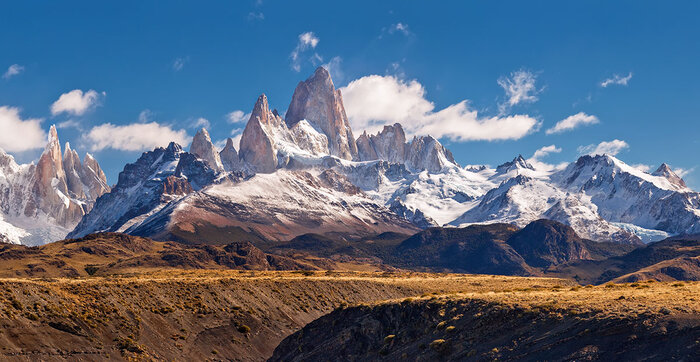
239, 94, 333, 173
190, 128, 224, 171
68, 142, 193, 238
239, 94, 286, 173
0, 126, 109, 244
355, 123, 457, 173
285, 67, 358, 160
404, 135, 457, 173
219, 138, 240, 172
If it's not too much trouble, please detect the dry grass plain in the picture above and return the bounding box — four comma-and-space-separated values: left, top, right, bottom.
273, 280, 700, 361
0, 270, 572, 361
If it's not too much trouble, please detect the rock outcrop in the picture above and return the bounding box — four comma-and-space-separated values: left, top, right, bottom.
285, 67, 358, 160
239, 94, 286, 173
652, 163, 687, 190
404, 135, 456, 173
0, 126, 110, 244
496, 154, 535, 174
355, 131, 378, 161
356, 123, 407, 163
219, 138, 240, 172
190, 128, 224, 171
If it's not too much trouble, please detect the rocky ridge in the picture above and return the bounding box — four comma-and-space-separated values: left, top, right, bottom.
65, 67, 700, 246
0, 126, 109, 244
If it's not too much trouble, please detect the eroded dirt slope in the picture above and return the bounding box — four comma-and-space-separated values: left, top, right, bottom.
0, 271, 571, 361
272, 281, 700, 361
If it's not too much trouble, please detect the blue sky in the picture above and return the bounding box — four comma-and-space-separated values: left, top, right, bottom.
1, 1, 699, 188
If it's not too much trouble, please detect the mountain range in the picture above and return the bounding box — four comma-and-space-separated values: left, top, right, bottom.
1, 67, 700, 249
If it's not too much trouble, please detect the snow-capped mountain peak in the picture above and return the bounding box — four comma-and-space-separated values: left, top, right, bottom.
0, 126, 110, 244
652, 163, 687, 190
58, 68, 700, 248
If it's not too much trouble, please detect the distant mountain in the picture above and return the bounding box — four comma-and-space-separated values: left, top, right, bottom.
393, 223, 535, 275
0, 126, 109, 244
388, 219, 635, 276
0, 232, 336, 278
551, 234, 700, 284
60, 67, 700, 248
69, 130, 417, 242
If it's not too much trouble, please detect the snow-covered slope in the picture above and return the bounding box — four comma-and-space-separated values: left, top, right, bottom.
125, 169, 418, 242
0, 126, 109, 244
553, 155, 700, 234
449, 174, 640, 244
67, 67, 700, 247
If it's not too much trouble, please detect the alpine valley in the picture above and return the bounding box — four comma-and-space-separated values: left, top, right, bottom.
2, 67, 699, 249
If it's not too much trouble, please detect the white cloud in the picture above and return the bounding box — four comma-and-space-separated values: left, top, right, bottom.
528, 145, 567, 171
248, 12, 264, 21
340, 74, 540, 141
578, 139, 629, 156
172, 57, 189, 72
531, 145, 562, 160
138, 109, 153, 123
632, 164, 652, 173
56, 119, 81, 130
498, 70, 540, 111
322, 56, 343, 83
0, 106, 46, 152
290, 32, 319, 72
50, 89, 104, 116
389, 23, 411, 36
380, 23, 413, 39
674, 167, 694, 178
601, 72, 633, 87
84, 122, 190, 152
192, 117, 210, 129
3, 64, 24, 80
546, 112, 600, 134
227, 110, 250, 124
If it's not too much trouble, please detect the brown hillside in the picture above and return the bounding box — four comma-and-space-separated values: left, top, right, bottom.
272, 281, 700, 361
0, 271, 570, 361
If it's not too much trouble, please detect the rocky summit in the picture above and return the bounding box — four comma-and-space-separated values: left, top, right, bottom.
58, 67, 700, 249
0, 126, 109, 245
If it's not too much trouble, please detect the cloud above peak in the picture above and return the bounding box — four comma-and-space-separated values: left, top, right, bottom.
546, 112, 599, 134
528, 144, 566, 171
50, 89, 104, 116
84, 122, 190, 152
532, 144, 562, 160
227, 110, 250, 124
578, 139, 629, 156
0, 106, 46, 152
600, 72, 633, 87
498, 69, 540, 112
340, 74, 540, 142
290, 32, 320, 72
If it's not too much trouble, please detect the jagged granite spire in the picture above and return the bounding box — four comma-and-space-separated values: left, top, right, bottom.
62, 141, 85, 199
190, 128, 224, 171
239, 94, 280, 173
25, 125, 110, 229
220, 137, 240, 172
285, 67, 358, 160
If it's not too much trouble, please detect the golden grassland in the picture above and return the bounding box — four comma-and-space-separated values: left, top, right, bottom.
0, 270, 695, 361
377, 279, 700, 319
0, 270, 570, 361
